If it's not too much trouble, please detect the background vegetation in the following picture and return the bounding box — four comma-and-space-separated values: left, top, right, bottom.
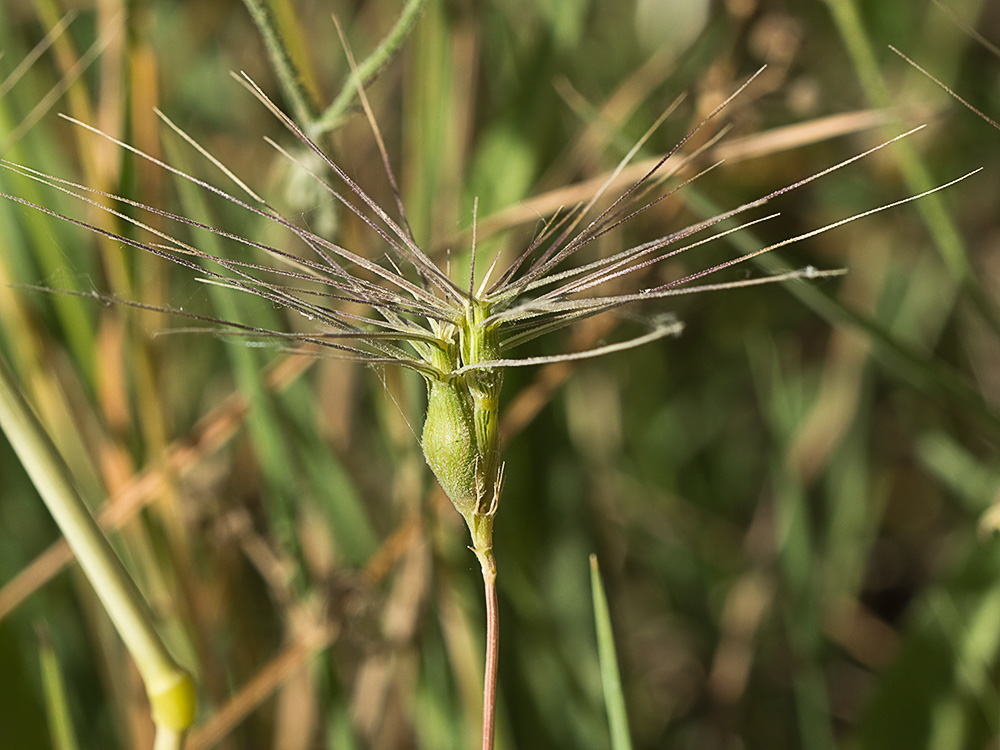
1, 0, 999, 748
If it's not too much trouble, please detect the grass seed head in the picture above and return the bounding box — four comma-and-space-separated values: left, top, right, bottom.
1, 65, 968, 543
421, 300, 503, 526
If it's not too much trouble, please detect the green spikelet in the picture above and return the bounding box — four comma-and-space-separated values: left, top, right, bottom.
422, 377, 479, 517
420, 300, 503, 541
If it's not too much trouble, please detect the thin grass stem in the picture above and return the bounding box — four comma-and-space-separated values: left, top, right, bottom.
314, 0, 428, 135
480, 553, 499, 750
241, 0, 315, 126
38, 627, 81, 750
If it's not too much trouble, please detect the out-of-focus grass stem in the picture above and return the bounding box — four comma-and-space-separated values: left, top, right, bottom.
822, 0, 974, 288
242, 0, 427, 138
240, 0, 315, 127
0, 352, 196, 746
38, 627, 81, 750
314, 0, 428, 135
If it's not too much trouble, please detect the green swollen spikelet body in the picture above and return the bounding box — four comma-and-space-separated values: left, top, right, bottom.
422, 378, 478, 518
421, 301, 503, 528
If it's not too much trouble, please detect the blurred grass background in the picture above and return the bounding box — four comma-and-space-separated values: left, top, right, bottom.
2, 0, 1000, 748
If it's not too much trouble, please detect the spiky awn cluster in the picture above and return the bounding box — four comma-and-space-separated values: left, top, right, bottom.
2, 66, 968, 562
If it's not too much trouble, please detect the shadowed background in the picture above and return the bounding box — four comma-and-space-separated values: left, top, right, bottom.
1, 0, 1000, 748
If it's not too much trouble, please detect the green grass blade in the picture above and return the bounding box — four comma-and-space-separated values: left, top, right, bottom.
822, 0, 972, 283
37, 627, 81, 750
590, 554, 633, 750
0, 351, 196, 734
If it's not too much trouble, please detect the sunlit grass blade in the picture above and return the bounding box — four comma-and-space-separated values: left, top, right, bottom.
0, 352, 196, 746
590, 554, 633, 750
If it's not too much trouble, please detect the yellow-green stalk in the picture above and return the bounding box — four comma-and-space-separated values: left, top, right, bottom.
0, 354, 196, 746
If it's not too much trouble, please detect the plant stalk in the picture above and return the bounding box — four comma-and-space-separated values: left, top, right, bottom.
479, 549, 498, 750
470, 512, 498, 750
241, 0, 315, 127
314, 0, 428, 135
0, 353, 196, 741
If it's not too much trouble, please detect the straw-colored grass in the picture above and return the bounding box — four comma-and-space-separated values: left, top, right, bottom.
2, 1, 999, 748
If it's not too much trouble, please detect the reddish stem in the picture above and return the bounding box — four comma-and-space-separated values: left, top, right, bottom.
480, 553, 498, 750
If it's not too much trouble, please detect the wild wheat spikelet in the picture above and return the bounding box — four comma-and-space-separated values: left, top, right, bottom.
421, 300, 503, 530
